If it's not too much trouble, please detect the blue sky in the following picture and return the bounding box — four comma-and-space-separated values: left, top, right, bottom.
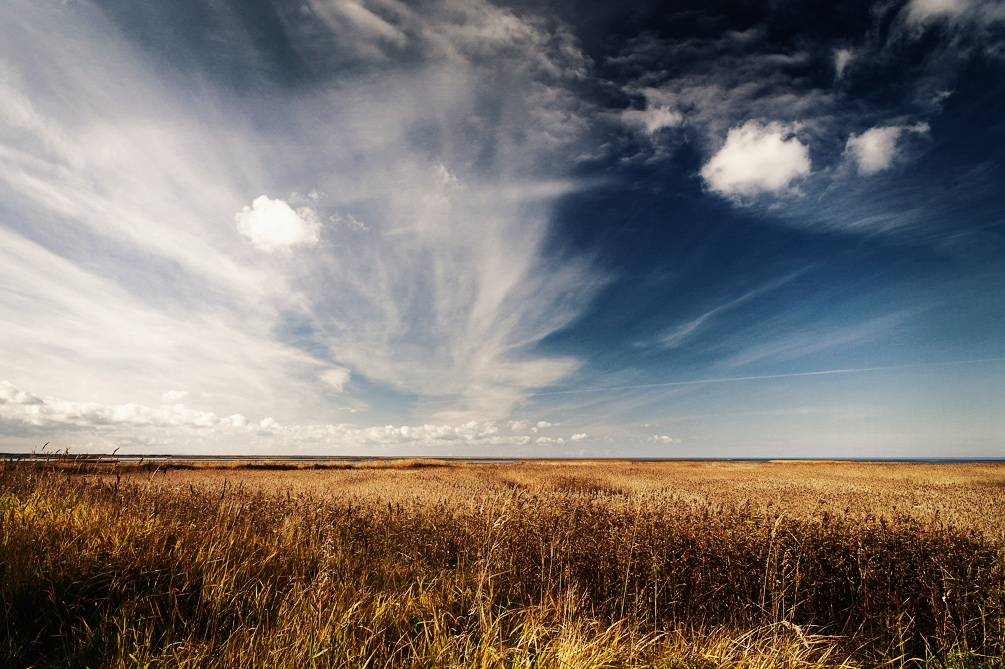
1, 0, 1003, 456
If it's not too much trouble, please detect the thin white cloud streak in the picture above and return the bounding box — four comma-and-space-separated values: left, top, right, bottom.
658, 271, 806, 348
711, 310, 916, 371
526, 357, 1005, 398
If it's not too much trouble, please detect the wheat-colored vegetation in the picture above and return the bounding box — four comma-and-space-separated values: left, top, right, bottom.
2, 459, 1003, 668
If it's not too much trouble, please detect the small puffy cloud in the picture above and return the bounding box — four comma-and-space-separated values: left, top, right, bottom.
235, 195, 320, 251
845, 124, 929, 175
622, 106, 683, 135
319, 366, 352, 393
531, 420, 555, 434
649, 435, 680, 444
570, 433, 588, 441
834, 49, 853, 78
222, 414, 248, 428
700, 121, 811, 199
161, 389, 189, 403
508, 420, 529, 432
535, 436, 565, 445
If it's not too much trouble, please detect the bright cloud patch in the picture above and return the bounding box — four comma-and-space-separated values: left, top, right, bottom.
845, 127, 901, 174
845, 124, 928, 175
834, 49, 853, 78
622, 106, 683, 134
700, 122, 811, 199
319, 367, 352, 392
905, 0, 971, 23
0, 381, 562, 452
235, 196, 320, 251
1, 381, 228, 429
648, 435, 681, 444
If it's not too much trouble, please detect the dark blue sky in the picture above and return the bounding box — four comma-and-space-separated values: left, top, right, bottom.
0, 0, 1002, 455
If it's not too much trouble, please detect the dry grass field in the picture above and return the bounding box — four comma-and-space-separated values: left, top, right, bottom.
2, 460, 1003, 668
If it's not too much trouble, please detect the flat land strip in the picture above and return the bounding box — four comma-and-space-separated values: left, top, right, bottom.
116, 460, 1005, 533
3, 461, 1003, 668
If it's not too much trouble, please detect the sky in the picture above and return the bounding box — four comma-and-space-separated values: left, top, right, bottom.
1, 0, 1003, 457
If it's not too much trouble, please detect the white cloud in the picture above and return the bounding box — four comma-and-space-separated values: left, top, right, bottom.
648, 435, 680, 444
621, 106, 683, 134
161, 390, 189, 403
700, 121, 811, 199
1, 381, 231, 430
834, 49, 853, 78
905, 0, 972, 23
235, 196, 320, 251
845, 124, 929, 175
319, 366, 352, 392
0, 0, 605, 442
0, 381, 577, 453
570, 433, 588, 441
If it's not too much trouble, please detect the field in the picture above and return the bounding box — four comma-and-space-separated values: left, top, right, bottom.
2, 460, 1003, 668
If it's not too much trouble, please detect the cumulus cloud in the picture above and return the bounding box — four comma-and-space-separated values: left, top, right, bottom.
0, 381, 231, 430
700, 122, 811, 199
235, 196, 320, 251
845, 124, 929, 175
319, 366, 352, 392
648, 435, 680, 444
570, 433, 588, 441
0, 382, 583, 452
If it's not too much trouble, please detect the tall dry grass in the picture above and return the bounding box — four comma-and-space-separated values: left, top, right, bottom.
1, 461, 1003, 668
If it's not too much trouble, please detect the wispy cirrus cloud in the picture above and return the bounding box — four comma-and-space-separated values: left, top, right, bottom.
0, 0, 605, 452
